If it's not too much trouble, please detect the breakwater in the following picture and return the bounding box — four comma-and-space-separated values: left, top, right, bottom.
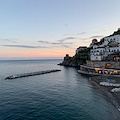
5, 69, 61, 80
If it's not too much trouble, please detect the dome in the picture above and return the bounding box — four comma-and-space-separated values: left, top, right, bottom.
92, 39, 97, 43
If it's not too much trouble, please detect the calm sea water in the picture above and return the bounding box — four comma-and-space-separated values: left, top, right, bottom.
0, 59, 120, 120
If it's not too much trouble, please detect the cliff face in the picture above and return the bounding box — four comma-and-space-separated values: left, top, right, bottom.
60, 48, 90, 67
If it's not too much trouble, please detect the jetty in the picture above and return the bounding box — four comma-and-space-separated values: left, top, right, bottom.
5, 69, 61, 80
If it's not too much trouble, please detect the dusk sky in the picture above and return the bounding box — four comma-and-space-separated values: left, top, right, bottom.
0, 0, 120, 59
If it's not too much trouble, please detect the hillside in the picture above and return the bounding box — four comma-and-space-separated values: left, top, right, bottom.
59, 48, 90, 67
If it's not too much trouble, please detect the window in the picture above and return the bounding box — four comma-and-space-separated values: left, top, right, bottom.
105, 63, 111, 68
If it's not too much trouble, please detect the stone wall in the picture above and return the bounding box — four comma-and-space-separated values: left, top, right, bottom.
86, 60, 120, 69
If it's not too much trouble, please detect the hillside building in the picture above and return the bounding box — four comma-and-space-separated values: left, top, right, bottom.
90, 28, 120, 61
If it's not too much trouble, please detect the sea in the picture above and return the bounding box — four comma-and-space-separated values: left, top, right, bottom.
0, 59, 120, 120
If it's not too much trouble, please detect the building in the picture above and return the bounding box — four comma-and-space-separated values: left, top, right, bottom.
90, 46, 120, 61
90, 28, 120, 61
78, 28, 120, 76
89, 39, 98, 48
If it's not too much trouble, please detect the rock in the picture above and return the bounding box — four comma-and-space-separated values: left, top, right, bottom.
59, 48, 90, 67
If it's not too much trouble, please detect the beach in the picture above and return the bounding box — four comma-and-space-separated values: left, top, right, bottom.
89, 76, 120, 111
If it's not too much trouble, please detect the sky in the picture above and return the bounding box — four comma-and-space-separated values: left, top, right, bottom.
0, 0, 120, 59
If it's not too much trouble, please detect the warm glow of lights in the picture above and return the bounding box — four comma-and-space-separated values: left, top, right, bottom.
105, 63, 111, 68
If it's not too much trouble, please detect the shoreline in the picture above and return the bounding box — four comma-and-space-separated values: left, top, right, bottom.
60, 64, 120, 111
89, 76, 120, 111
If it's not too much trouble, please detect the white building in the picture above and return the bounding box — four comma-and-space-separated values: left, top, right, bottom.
98, 35, 120, 48
90, 28, 120, 61
90, 46, 120, 61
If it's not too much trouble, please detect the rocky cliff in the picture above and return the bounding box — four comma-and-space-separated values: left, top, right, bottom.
59, 48, 90, 67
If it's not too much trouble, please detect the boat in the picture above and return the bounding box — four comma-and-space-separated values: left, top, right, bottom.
78, 65, 120, 78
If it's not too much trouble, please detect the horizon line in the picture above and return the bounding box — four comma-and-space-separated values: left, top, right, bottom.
0, 57, 64, 60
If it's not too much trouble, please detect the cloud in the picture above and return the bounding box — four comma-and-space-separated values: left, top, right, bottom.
38, 36, 76, 49
38, 37, 74, 45
62, 44, 73, 49
0, 38, 11, 41
2, 45, 48, 48
58, 37, 77, 43
37, 40, 49, 44
89, 35, 104, 39
38, 40, 62, 45
64, 37, 76, 40
51, 41, 73, 45
0, 38, 18, 43
76, 32, 87, 35
1, 36, 76, 50
82, 35, 104, 40
2, 43, 73, 49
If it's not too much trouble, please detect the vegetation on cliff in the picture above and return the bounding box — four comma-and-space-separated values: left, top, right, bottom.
60, 48, 90, 67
